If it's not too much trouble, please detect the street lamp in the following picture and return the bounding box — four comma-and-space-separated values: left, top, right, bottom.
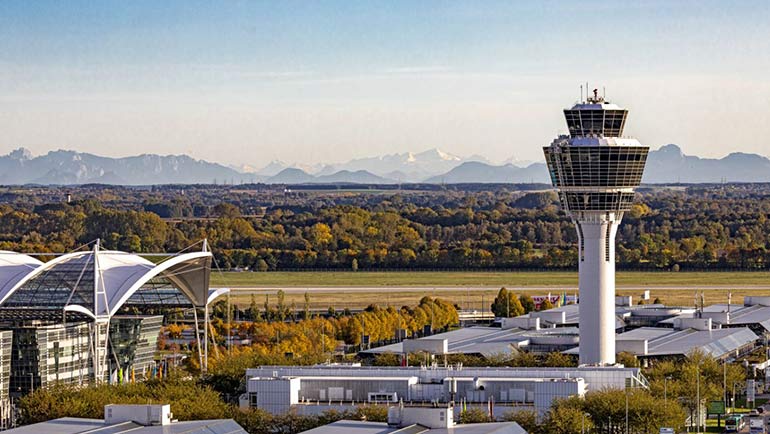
625, 378, 631, 434
664, 376, 672, 403
581, 412, 590, 434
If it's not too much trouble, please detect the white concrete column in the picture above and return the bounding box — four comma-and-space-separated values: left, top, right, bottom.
577, 212, 620, 365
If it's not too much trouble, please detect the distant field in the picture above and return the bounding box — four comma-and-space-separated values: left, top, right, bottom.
210, 270, 770, 288
210, 271, 770, 310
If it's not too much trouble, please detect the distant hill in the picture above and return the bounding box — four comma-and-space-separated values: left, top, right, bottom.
423, 144, 770, 184
0, 148, 252, 185
4, 144, 770, 185
423, 161, 550, 184
643, 144, 770, 183
318, 148, 467, 182
314, 170, 396, 184
266, 168, 316, 184
267, 168, 396, 184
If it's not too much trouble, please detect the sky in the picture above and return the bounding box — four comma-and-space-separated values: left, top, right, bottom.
1, 0, 769, 168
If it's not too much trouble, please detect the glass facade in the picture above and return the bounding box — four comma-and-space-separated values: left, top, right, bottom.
1, 252, 95, 316
564, 109, 628, 137
9, 322, 92, 397
123, 277, 191, 308
0, 248, 213, 407
109, 315, 163, 379
543, 146, 648, 189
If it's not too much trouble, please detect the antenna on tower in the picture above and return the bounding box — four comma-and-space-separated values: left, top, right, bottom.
580, 84, 583, 103
603, 86, 606, 100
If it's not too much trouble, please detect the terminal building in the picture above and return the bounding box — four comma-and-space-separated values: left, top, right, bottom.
0, 243, 225, 428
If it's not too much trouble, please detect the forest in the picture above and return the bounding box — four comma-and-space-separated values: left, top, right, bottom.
0, 183, 769, 270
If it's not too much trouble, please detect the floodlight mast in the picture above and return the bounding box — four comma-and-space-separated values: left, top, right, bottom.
543, 88, 649, 365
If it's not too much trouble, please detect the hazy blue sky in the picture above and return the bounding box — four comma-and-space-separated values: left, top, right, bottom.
1, 1, 769, 167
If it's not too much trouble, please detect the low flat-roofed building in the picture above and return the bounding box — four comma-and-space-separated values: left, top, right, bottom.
361, 326, 581, 360
299, 406, 527, 434
245, 365, 645, 417
564, 325, 758, 362
4, 404, 248, 434
503, 303, 689, 331
659, 298, 770, 337
301, 420, 527, 434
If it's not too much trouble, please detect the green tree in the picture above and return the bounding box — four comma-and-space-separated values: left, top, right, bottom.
249, 294, 261, 322
501, 409, 537, 433
276, 290, 287, 321
490, 287, 524, 318
256, 259, 269, 272
459, 408, 492, 424
539, 297, 554, 311
616, 351, 639, 367
541, 405, 592, 434
519, 294, 536, 313
543, 352, 576, 367
303, 292, 311, 320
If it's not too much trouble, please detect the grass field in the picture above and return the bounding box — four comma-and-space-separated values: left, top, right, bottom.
210, 270, 770, 288
210, 271, 770, 311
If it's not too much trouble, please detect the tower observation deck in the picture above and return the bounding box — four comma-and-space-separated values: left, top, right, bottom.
543, 89, 649, 366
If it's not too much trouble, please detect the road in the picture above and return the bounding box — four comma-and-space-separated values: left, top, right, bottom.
736, 401, 770, 433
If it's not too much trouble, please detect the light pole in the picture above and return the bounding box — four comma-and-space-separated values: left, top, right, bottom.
664, 376, 671, 403
624, 377, 632, 434
696, 363, 701, 434
581, 412, 590, 434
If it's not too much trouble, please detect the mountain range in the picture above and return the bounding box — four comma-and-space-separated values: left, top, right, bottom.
0, 144, 769, 185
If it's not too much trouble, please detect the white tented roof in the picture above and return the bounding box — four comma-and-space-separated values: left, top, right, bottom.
0, 245, 212, 319
0, 251, 42, 302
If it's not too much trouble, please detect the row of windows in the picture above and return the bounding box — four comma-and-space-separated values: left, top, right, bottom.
544, 147, 648, 188
564, 109, 627, 137
562, 192, 637, 212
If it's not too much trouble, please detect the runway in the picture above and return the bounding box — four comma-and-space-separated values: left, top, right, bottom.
227, 284, 770, 293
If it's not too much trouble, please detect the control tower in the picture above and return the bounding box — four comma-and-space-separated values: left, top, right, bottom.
543, 88, 648, 366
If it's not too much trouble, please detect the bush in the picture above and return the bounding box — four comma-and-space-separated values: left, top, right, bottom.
459, 408, 492, 424
18, 379, 229, 425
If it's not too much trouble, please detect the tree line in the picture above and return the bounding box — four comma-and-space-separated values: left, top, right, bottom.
0, 184, 769, 270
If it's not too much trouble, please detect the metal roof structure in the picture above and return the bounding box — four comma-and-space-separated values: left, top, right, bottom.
0, 242, 215, 321
0, 251, 43, 303
564, 326, 759, 360
361, 326, 581, 358
0, 241, 227, 378
4, 417, 247, 434
658, 303, 770, 333
508, 304, 628, 330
